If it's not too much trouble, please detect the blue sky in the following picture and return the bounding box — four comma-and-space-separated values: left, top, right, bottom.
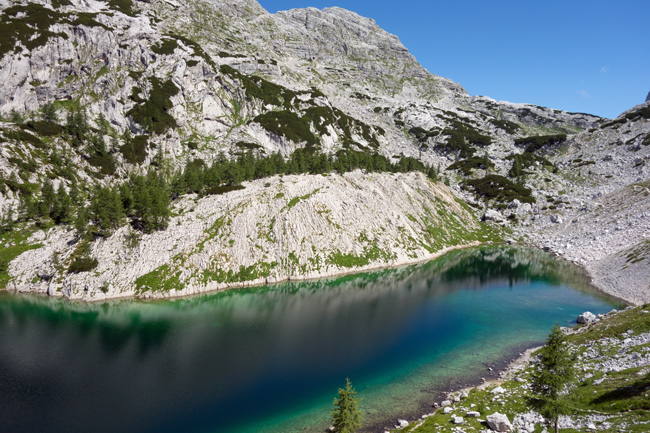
257, 0, 649, 119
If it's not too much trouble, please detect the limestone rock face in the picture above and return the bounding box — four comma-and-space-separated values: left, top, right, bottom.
646, 91, 650, 102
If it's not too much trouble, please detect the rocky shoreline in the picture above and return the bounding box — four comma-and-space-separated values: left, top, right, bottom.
392, 305, 650, 433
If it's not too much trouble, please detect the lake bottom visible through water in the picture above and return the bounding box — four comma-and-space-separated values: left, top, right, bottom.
0, 246, 625, 433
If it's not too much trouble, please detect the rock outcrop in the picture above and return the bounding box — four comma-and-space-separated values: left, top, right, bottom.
486, 412, 513, 432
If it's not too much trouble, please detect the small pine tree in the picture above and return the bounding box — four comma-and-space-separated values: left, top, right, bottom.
75, 206, 88, 238
9, 108, 23, 123
528, 323, 575, 433
40, 181, 56, 219
52, 184, 73, 225
331, 378, 362, 433
41, 102, 58, 123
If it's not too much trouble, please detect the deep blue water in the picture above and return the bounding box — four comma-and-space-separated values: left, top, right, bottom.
0, 246, 624, 433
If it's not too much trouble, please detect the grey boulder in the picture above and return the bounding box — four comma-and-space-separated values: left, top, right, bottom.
487, 412, 512, 432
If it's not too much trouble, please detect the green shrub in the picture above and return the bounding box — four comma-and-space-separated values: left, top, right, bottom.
87, 150, 116, 175
23, 120, 64, 136
3, 128, 46, 148
126, 77, 179, 134
166, 33, 216, 69
120, 135, 149, 164
507, 152, 554, 177
0, 4, 68, 59
447, 156, 494, 175
409, 126, 440, 143
68, 257, 98, 273
514, 134, 567, 154
600, 105, 650, 129
466, 174, 535, 203
235, 141, 263, 150
253, 110, 317, 146
8, 157, 38, 174
489, 118, 520, 134
151, 38, 178, 55
220, 64, 297, 108
217, 51, 246, 58
70, 12, 109, 29
106, 0, 135, 16
204, 184, 245, 196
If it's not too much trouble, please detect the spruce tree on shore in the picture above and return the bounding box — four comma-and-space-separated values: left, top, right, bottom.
331, 378, 362, 433
528, 323, 575, 433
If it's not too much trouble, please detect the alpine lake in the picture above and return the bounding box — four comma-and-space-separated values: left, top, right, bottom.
0, 245, 626, 433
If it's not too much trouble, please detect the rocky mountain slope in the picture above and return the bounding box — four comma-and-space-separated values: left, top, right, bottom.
7, 171, 500, 300
0, 0, 648, 303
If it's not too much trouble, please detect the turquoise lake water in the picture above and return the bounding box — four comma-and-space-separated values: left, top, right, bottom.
0, 246, 625, 433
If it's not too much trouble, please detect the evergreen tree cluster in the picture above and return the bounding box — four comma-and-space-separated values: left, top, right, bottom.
5, 170, 169, 238
170, 148, 439, 198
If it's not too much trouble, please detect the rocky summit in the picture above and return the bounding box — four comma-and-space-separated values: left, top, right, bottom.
0, 0, 648, 303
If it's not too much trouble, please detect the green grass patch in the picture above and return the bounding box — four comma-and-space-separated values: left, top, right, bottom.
203, 261, 277, 284
135, 264, 182, 294
0, 227, 42, 288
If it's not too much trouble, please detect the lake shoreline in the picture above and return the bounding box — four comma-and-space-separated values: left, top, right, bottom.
360, 341, 542, 433
5, 241, 482, 303
5, 241, 634, 311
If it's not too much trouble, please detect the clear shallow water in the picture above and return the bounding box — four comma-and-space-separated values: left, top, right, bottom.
0, 246, 625, 433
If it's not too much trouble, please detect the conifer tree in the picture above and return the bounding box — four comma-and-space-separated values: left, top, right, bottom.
69, 179, 81, 205
19, 194, 38, 221
9, 109, 23, 123
39, 181, 56, 219
75, 206, 88, 238
528, 323, 575, 433
52, 184, 73, 224
131, 175, 151, 231
331, 378, 362, 433
119, 182, 134, 215
41, 102, 59, 123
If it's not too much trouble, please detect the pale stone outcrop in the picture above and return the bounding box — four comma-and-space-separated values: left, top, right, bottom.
487, 412, 513, 432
